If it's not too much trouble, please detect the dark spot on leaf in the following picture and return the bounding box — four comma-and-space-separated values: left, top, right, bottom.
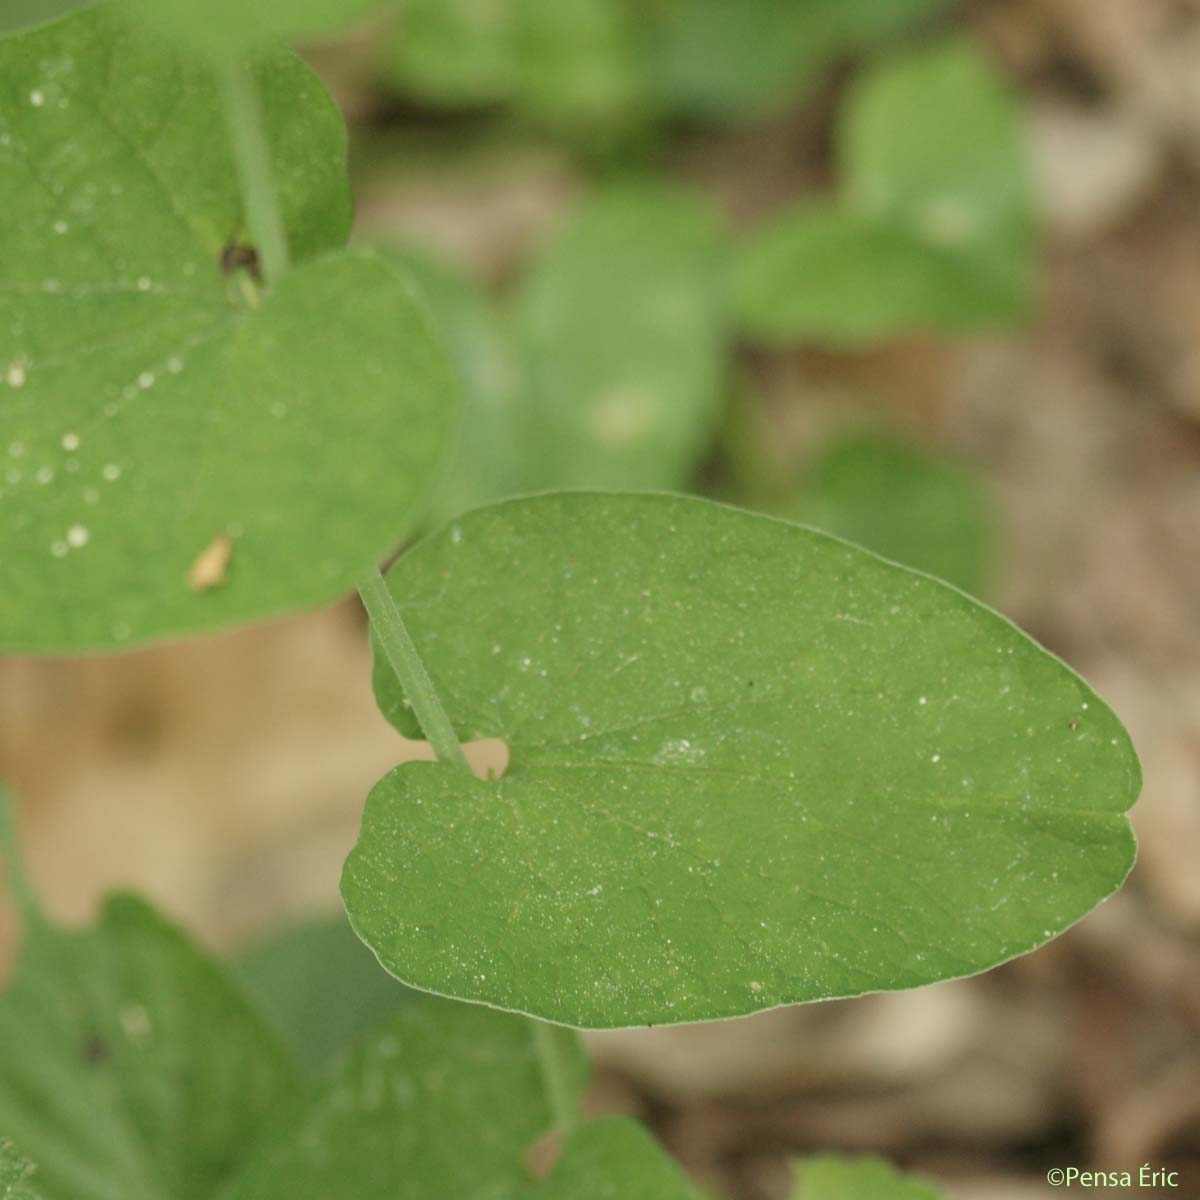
221, 241, 261, 280
80, 1033, 109, 1065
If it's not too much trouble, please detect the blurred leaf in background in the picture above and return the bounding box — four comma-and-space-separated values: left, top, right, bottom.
0, 0, 95, 36
780, 432, 993, 595
791, 1155, 943, 1199
651, 0, 948, 122
387, 0, 949, 139
117, 0, 381, 52
380, 248, 528, 528
514, 184, 727, 491
390, 0, 649, 145
231, 913, 417, 1078
734, 39, 1033, 344
0, 895, 294, 1200
223, 999, 587, 1200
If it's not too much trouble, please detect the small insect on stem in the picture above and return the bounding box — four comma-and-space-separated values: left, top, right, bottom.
188, 535, 234, 591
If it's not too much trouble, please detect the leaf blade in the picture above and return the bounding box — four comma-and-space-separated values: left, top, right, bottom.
733, 40, 1033, 343
0, 11, 458, 650
0, 894, 294, 1200
221, 998, 588, 1200
347, 492, 1138, 1027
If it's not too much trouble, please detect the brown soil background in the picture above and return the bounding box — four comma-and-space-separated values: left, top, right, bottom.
3, 1, 1199, 1196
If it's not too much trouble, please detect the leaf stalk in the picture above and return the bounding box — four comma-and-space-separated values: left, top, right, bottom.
218, 55, 289, 286
356, 566, 473, 775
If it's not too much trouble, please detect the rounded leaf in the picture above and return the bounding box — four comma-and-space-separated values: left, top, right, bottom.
0, 11, 458, 650
345, 493, 1138, 1028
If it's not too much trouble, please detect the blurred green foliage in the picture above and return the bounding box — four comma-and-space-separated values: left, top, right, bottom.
0, 0, 94, 36
231, 913, 416, 1076
781, 432, 993, 595
791, 1155, 943, 1199
387, 0, 946, 140
514, 184, 727, 489
651, 0, 947, 121
734, 40, 1034, 343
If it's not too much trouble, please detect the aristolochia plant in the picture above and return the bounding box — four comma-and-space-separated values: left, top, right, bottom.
0, 5, 1138, 1197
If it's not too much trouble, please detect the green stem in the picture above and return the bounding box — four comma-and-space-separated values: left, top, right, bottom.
532, 1020, 581, 1138
218, 55, 289, 286
356, 567, 472, 774
219, 52, 579, 1142
0, 788, 45, 930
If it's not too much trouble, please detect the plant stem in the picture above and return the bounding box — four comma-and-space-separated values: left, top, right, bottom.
218, 55, 289, 286
532, 1020, 581, 1138
221, 57, 580, 1142
356, 567, 473, 775
0, 790, 45, 930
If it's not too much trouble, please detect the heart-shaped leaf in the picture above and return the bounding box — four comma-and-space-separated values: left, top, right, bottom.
0, 10, 458, 650
791, 1156, 942, 1199
733, 41, 1032, 343
222, 998, 588, 1199
0, 894, 294, 1200
0, 1144, 43, 1200
515, 186, 727, 491
345, 493, 1138, 1028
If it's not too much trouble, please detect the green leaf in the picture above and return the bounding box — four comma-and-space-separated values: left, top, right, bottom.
115, 0, 380, 52
529, 1119, 692, 1200
380, 247, 527, 527
0, 1144, 44, 1200
0, 0, 95, 38
230, 912, 416, 1076
653, 0, 947, 121
791, 1155, 943, 1199
515, 186, 727, 490
222, 999, 588, 1199
345, 493, 1138, 1028
390, 0, 647, 137
734, 41, 1033, 344
391, 0, 520, 106
0, 10, 458, 651
0, 894, 294, 1200
780, 432, 993, 595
